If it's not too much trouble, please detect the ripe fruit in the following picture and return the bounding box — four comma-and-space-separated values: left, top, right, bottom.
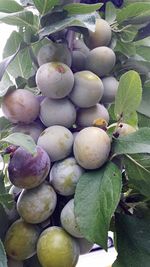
36, 62, 74, 99
77, 103, 109, 127
37, 126, 73, 162
4, 219, 40, 261
77, 238, 94, 255
73, 39, 90, 55
2, 89, 40, 124
37, 42, 72, 67
73, 127, 111, 169
85, 47, 116, 77
69, 71, 104, 108
12, 121, 45, 143
40, 97, 76, 128
37, 226, 80, 267
86, 18, 112, 49
17, 183, 57, 224
8, 146, 51, 189
60, 199, 83, 238
101, 76, 119, 103
71, 50, 86, 71
50, 157, 84, 196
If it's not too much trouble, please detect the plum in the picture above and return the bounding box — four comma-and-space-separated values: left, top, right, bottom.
86, 18, 112, 49
69, 71, 104, 108
37, 226, 80, 267
71, 50, 86, 72
37, 126, 73, 162
2, 89, 40, 124
37, 42, 72, 67
12, 121, 45, 143
17, 183, 57, 224
4, 219, 40, 261
85, 47, 116, 77
60, 199, 83, 238
8, 258, 23, 267
73, 127, 111, 169
114, 123, 137, 137
77, 238, 94, 255
101, 76, 119, 103
49, 157, 84, 196
36, 62, 74, 99
77, 103, 109, 127
73, 39, 90, 55
40, 97, 76, 128
8, 146, 51, 189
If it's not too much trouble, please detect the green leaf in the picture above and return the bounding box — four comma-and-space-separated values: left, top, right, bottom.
114, 71, 142, 121
1, 133, 37, 155
116, 3, 150, 24
136, 46, 150, 61
124, 154, 150, 197
0, 10, 34, 27
0, 72, 14, 97
113, 213, 150, 267
0, 194, 14, 210
74, 162, 122, 250
120, 26, 138, 43
0, 239, 7, 267
105, 2, 116, 24
63, 3, 103, 15
3, 31, 32, 79
0, 117, 12, 132
33, 0, 59, 15
0, 0, 23, 13
123, 58, 150, 75
138, 112, 150, 128
114, 39, 136, 57
113, 127, 150, 156
138, 81, 150, 117
39, 12, 97, 38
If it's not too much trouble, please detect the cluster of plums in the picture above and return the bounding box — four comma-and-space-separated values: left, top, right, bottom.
2, 18, 136, 267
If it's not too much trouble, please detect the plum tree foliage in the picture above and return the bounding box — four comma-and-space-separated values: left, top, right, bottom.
0, 1, 150, 267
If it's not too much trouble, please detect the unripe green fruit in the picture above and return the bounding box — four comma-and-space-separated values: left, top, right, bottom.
40, 97, 76, 128
37, 126, 73, 162
73, 127, 111, 169
60, 199, 83, 238
71, 50, 86, 71
86, 18, 112, 49
8, 258, 23, 267
37, 43, 72, 67
2, 89, 40, 124
50, 157, 84, 196
36, 62, 74, 99
69, 71, 104, 108
77, 104, 109, 127
85, 47, 116, 77
77, 238, 94, 255
117, 123, 137, 137
4, 219, 40, 261
101, 76, 119, 103
17, 183, 57, 224
37, 226, 80, 267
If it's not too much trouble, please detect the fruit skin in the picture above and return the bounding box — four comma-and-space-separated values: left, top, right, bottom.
76, 238, 93, 255
86, 18, 112, 49
73, 127, 111, 169
85, 47, 116, 77
7, 258, 23, 267
37, 126, 73, 162
101, 76, 119, 104
60, 199, 83, 238
71, 50, 86, 72
50, 157, 84, 196
4, 219, 40, 261
36, 62, 74, 99
37, 42, 72, 67
77, 103, 109, 127
115, 123, 137, 137
2, 89, 40, 124
37, 226, 80, 267
73, 39, 90, 55
69, 71, 104, 108
17, 183, 57, 224
12, 121, 45, 143
8, 146, 51, 189
40, 97, 76, 128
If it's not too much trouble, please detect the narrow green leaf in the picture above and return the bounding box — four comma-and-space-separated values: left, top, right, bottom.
39, 13, 96, 38
105, 2, 116, 24
0, 10, 34, 28
0, 194, 14, 210
63, 3, 103, 15
138, 82, 150, 117
114, 39, 136, 57
124, 154, 150, 197
123, 58, 150, 75
113, 127, 150, 156
0, 72, 14, 97
113, 213, 150, 267
0, 240, 7, 267
74, 162, 122, 250
136, 46, 150, 61
138, 112, 150, 128
1, 133, 37, 155
33, 0, 59, 15
0, 0, 23, 13
120, 26, 138, 43
117, 3, 150, 24
114, 71, 142, 120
